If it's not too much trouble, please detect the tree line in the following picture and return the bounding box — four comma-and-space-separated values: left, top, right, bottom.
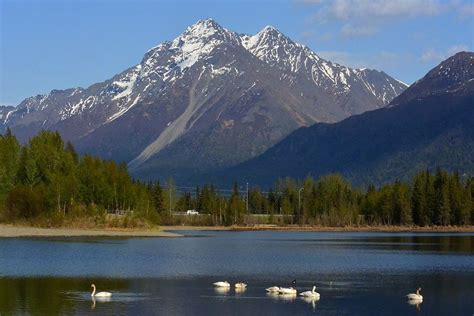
0, 129, 472, 226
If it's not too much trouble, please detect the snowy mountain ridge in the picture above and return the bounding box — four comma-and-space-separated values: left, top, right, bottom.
1, 19, 408, 182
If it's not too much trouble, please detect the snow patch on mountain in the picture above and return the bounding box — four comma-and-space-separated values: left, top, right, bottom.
112, 65, 141, 100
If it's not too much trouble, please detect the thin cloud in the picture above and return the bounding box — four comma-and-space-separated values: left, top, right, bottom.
420, 44, 469, 63
317, 50, 368, 68
315, 0, 444, 21
458, 3, 474, 17
341, 24, 376, 37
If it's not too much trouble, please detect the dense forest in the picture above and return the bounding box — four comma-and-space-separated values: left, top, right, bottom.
0, 129, 472, 227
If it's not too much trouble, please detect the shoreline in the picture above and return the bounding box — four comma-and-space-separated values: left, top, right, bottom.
0, 224, 181, 238
0, 224, 473, 238
166, 225, 474, 233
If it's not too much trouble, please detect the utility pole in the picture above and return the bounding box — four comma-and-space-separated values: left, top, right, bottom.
169, 185, 172, 215
298, 187, 304, 219
246, 182, 249, 213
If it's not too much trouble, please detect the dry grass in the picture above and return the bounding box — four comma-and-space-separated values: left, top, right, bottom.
166, 224, 474, 233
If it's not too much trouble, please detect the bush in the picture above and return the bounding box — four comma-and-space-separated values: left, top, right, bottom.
6, 185, 48, 220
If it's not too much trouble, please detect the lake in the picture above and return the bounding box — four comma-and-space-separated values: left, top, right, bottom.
0, 231, 473, 315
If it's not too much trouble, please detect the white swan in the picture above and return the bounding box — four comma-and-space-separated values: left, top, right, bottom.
213, 281, 231, 287
235, 282, 247, 289
299, 286, 320, 299
406, 287, 423, 301
279, 287, 297, 295
91, 284, 112, 297
266, 286, 280, 293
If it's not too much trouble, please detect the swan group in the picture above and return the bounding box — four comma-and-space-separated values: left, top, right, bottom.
213, 281, 248, 289
87, 281, 424, 309
91, 284, 112, 297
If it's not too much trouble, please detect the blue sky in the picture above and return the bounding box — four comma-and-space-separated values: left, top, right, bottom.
1, 0, 473, 105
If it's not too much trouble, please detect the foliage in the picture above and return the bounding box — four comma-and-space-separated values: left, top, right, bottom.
0, 130, 157, 226
0, 130, 472, 227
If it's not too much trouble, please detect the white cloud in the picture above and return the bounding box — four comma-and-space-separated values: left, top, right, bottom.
300, 0, 469, 38
420, 44, 469, 63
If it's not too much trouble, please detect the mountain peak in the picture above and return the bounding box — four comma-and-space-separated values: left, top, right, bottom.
261, 25, 278, 33
163, 19, 239, 71
256, 25, 290, 42
390, 51, 474, 106
187, 18, 224, 35
429, 51, 474, 80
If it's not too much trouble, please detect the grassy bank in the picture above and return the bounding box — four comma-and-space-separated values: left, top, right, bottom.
164, 224, 474, 233
1, 223, 472, 238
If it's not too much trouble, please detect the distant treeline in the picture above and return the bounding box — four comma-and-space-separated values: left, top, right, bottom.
0, 129, 473, 227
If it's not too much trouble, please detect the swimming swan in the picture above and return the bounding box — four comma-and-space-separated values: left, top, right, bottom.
90, 284, 112, 297
406, 287, 423, 301
235, 282, 247, 289
266, 286, 280, 292
213, 281, 231, 287
299, 286, 320, 299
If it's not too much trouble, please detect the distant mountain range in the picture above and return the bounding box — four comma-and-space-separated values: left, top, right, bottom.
220, 52, 474, 186
0, 19, 406, 181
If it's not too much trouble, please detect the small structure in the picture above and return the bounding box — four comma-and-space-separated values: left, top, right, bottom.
186, 210, 199, 215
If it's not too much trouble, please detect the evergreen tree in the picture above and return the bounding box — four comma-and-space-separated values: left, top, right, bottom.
412, 174, 426, 226
226, 182, 245, 224
433, 169, 451, 225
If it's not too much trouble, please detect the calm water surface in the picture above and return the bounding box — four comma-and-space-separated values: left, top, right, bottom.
0, 231, 473, 315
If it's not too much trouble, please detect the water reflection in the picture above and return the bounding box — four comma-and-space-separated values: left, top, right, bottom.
1, 275, 473, 315
278, 293, 297, 301
235, 287, 246, 294
266, 292, 279, 300
287, 234, 474, 254
91, 295, 112, 309
407, 298, 423, 311
1, 232, 473, 315
214, 287, 230, 295
301, 296, 319, 310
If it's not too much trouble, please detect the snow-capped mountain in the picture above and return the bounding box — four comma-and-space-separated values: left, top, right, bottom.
1, 19, 407, 181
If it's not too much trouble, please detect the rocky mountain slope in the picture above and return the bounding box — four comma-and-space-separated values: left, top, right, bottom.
222, 52, 474, 186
